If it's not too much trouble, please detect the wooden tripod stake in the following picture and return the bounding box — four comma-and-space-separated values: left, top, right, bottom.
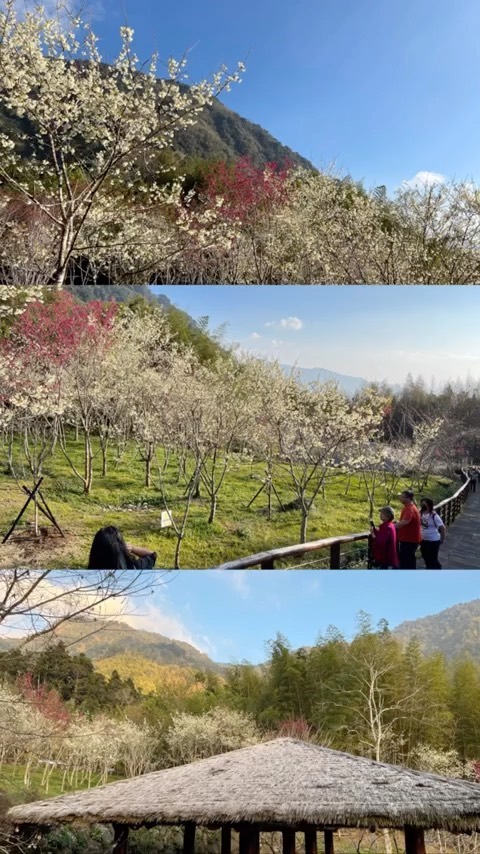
2, 478, 65, 544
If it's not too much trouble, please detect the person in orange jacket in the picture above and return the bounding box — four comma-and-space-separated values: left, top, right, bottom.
395, 490, 422, 569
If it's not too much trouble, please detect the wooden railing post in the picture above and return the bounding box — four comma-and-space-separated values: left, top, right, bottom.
330, 542, 341, 569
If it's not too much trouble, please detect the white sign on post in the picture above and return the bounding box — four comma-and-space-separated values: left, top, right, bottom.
160, 510, 173, 529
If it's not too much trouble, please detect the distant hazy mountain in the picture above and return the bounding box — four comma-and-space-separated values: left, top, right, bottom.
281, 364, 368, 396
66, 285, 171, 310
21, 618, 224, 674
394, 600, 480, 660
3, 600, 480, 685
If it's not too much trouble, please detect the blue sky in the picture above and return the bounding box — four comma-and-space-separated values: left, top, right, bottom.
126, 570, 480, 663
88, 0, 480, 191
153, 285, 480, 385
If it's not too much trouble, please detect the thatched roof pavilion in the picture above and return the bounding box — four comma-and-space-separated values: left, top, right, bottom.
8, 738, 480, 854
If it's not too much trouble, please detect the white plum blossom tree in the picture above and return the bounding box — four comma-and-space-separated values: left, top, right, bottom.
0, 0, 244, 286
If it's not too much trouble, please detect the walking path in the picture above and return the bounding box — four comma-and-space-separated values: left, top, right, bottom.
437, 485, 480, 568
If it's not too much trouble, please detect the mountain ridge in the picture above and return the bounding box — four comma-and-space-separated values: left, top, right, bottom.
393, 599, 480, 660
0, 72, 313, 171
2, 601, 480, 678
4, 617, 225, 675
281, 364, 369, 396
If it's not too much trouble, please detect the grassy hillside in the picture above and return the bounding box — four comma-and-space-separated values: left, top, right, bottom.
394, 600, 480, 660
24, 618, 223, 674
0, 432, 454, 569
95, 655, 213, 694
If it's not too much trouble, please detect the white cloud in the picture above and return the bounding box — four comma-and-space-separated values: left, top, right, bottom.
250, 332, 261, 340
402, 171, 447, 189
270, 339, 285, 347
123, 602, 216, 655
265, 317, 304, 331
281, 317, 303, 330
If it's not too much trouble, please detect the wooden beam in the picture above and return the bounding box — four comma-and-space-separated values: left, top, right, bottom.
112, 824, 129, 854
184, 822, 196, 854
221, 827, 232, 854
305, 829, 317, 854
404, 827, 426, 854
239, 826, 260, 854
324, 829, 334, 854
283, 828, 296, 854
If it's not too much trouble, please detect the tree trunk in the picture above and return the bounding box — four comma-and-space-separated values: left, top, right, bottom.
208, 493, 217, 524
51, 227, 72, 289
300, 508, 308, 543
174, 534, 183, 570
84, 434, 93, 494
34, 498, 39, 538
145, 452, 152, 488
383, 831, 392, 854
7, 428, 14, 475
101, 440, 109, 477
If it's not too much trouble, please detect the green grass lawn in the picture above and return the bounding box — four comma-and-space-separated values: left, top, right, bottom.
0, 435, 454, 569
0, 763, 121, 802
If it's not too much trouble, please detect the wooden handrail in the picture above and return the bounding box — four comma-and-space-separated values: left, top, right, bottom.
214, 532, 370, 570
434, 477, 471, 511
211, 470, 474, 571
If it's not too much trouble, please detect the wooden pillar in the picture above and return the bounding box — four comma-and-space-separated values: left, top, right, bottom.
282, 828, 296, 854
239, 826, 260, 854
305, 828, 317, 854
184, 822, 196, 854
324, 830, 334, 854
404, 827, 425, 854
112, 824, 129, 854
221, 827, 232, 854
330, 543, 341, 569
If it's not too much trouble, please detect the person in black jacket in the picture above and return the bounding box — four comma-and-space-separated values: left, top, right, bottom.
88, 526, 157, 569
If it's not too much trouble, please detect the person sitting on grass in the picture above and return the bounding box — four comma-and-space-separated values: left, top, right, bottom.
88, 526, 157, 569
370, 506, 399, 569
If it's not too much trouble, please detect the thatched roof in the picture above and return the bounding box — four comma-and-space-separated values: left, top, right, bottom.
8, 738, 480, 833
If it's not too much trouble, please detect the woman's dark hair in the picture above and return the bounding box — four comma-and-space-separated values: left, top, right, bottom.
88, 526, 130, 569
421, 497, 435, 513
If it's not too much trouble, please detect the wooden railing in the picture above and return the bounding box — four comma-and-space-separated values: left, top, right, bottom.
212, 471, 475, 571
434, 473, 474, 527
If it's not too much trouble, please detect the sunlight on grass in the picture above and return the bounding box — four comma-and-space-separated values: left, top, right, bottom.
0, 434, 454, 569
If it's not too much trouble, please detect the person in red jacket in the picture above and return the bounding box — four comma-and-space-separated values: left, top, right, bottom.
370, 506, 399, 568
